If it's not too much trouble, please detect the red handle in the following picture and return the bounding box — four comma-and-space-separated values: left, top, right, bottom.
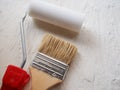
1, 84, 14, 90
1, 65, 30, 90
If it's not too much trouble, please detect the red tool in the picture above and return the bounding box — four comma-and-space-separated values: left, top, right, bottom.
0, 13, 30, 90
1, 65, 30, 90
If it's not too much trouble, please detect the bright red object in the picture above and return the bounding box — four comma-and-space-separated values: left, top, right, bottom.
1, 65, 30, 90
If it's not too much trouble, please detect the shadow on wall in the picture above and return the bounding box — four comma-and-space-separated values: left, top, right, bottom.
33, 18, 97, 48
33, 19, 79, 39
75, 27, 97, 48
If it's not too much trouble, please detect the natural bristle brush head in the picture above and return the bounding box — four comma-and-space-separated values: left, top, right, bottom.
30, 34, 77, 90
39, 34, 77, 64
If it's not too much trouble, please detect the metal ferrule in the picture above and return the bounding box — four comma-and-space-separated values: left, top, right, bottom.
31, 52, 69, 80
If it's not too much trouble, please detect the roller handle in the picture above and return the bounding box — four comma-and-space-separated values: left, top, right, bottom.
0, 65, 30, 90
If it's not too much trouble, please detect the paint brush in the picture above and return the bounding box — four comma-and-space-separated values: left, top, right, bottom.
30, 34, 77, 90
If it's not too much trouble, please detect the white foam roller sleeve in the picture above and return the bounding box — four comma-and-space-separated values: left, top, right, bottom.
28, 0, 84, 32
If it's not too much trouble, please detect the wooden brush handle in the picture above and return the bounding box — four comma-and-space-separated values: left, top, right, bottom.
29, 66, 62, 90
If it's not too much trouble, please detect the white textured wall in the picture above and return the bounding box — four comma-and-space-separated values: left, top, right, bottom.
0, 0, 120, 90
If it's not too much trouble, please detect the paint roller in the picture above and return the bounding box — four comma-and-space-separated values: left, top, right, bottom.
28, 0, 84, 32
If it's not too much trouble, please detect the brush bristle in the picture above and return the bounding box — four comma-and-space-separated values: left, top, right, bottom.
39, 34, 77, 65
